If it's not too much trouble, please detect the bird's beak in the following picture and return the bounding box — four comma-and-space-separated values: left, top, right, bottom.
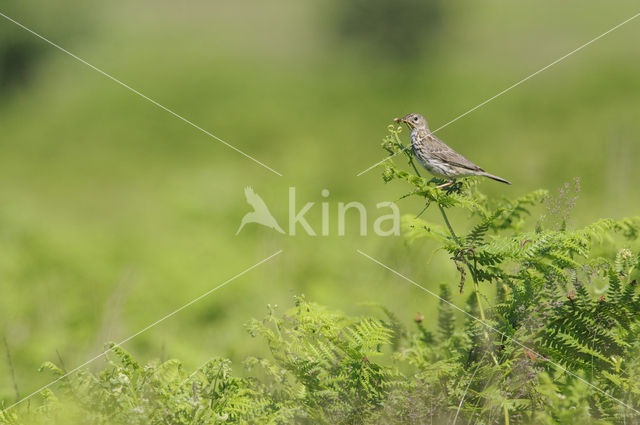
394, 117, 412, 127
395, 117, 415, 128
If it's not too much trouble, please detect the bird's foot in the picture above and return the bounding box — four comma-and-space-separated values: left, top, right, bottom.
436, 180, 456, 189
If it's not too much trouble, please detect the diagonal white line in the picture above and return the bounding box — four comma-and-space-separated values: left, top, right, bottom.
179, 358, 215, 387
453, 351, 487, 425
0, 250, 283, 413
356, 249, 640, 414
0, 11, 282, 177
355, 146, 410, 178
356, 11, 640, 177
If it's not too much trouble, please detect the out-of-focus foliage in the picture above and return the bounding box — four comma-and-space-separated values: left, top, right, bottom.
0, 298, 406, 424
2, 0, 640, 422
332, 0, 443, 59
378, 126, 640, 423
3, 134, 640, 423
0, 1, 90, 92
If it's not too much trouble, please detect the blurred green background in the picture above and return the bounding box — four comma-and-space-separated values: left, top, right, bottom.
1, 0, 639, 405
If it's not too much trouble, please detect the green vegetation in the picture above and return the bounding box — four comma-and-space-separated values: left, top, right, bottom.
2, 1, 640, 423
2, 130, 640, 423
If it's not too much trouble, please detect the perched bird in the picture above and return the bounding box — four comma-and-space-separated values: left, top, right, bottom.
394, 113, 511, 188
236, 187, 285, 235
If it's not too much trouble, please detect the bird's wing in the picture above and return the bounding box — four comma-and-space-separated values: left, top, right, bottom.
245, 186, 270, 211
426, 134, 484, 172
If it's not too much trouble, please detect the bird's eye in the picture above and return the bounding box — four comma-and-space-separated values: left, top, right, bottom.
413, 117, 418, 122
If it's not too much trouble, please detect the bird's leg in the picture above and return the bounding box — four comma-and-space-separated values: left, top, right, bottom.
436, 179, 456, 189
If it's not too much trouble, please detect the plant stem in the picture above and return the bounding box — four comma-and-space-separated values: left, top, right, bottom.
394, 132, 423, 178
473, 283, 499, 365
408, 155, 422, 178
439, 205, 459, 244
438, 206, 499, 365
438, 205, 509, 424
415, 201, 431, 218
406, 149, 422, 178
3, 334, 20, 401
401, 137, 432, 217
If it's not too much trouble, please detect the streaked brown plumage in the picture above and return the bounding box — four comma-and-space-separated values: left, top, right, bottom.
394, 113, 511, 188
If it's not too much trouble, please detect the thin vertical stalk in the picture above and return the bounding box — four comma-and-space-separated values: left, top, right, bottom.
393, 131, 423, 178
438, 206, 499, 368
437, 204, 507, 423
3, 334, 20, 401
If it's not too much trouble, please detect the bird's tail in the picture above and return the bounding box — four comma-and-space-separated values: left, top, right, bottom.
481, 172, 511, 185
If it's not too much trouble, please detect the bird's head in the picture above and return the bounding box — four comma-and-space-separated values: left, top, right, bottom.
394, 113, 428, 131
